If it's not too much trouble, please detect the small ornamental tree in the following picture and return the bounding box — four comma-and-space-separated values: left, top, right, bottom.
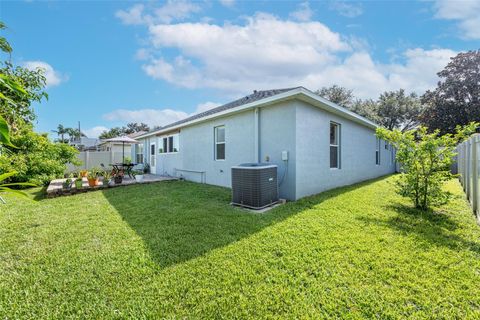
376, 123, 477, 210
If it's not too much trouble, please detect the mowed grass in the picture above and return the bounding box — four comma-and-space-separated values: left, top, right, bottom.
1, 176, 480, 319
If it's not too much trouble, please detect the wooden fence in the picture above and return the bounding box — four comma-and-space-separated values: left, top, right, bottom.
457, 133, 480, 222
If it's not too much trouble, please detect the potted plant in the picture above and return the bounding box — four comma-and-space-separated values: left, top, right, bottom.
134, 169, 144, 183
62, 177, 73, 190
124, 157, 131, 164
80, 170, 88, 178
143, 163, 150, 174
114, 171, 124, 184
101, 171, 112, 187
74, 171, 83, 189
87, 168, 100, 187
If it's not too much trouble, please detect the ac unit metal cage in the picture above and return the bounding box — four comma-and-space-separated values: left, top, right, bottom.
231, 163, 279, 209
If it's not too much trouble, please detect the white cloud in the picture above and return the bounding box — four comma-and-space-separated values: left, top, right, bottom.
103, 108, 189, 127
129, 12, 456, 98
115, 4, 146, 25
433, 0, 480, 39
219, 0, 235, 8
329, 1, 363, 18
290, 2, 313, 22
83, 126, 109, 138
115, 0, 200, 25
23, 61, 66, 87
101, 101, 222, 129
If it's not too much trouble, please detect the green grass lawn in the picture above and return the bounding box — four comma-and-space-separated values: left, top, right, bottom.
1, 176, 480, 319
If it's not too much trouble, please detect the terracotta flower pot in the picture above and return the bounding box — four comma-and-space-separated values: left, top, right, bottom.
87, 178, 99, 187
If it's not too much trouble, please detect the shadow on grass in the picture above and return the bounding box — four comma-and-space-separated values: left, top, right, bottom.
358, 202, 480, 255
102, 176, 387, 269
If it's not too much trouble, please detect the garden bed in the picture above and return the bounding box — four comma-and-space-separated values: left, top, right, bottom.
46, 175, 176, 198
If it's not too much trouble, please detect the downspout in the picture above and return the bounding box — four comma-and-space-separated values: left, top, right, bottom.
254, 108, 260, 163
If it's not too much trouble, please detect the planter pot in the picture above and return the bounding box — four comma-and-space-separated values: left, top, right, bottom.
102, 178, 110, 187
87, 178, 99, 187
80, 171, 88, 178
114, 176, 123, 184
135, 175, 144, 183
74, 180, 83, 189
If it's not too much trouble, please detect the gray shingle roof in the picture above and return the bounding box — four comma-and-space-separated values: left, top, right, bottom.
159, 87, 300, 131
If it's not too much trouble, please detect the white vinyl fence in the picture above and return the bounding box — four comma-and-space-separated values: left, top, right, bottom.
66, 151, 125, 173
457, 133, 480, 222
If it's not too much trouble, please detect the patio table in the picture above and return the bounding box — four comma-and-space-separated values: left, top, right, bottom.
110, 163, 136, 178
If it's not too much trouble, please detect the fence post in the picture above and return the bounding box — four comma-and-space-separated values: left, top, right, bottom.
472, 136, 478, 213
85, 151, 90, 170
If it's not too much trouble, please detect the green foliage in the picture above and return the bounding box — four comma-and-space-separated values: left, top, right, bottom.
315, 85, 355, 108
0, 61, 48, 129
99, 122, 150, 139
0, 124, 80, 186
0, 22, 12, 54
1, 177, 480, 317
421, 50, 480, 134
377, 122, 477, 210
376, 89, 423, 131
316, 85, 423, 130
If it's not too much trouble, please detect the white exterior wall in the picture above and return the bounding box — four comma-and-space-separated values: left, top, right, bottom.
177, 110, 256, 186
136, 98, 395, 201
295, 101, 396, 199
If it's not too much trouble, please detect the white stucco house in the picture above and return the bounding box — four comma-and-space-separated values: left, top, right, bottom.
132, 87, 396, 200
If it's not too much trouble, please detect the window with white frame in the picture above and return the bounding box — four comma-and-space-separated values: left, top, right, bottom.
136, 144, 144, 164
330, 122, 340, 168
214, 126, 225, 160
159, 133, 179, 154
376, 138, 381, 165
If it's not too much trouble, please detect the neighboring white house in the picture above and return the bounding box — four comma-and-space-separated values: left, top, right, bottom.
132, 87, 396, 200
69, 137, 100, 151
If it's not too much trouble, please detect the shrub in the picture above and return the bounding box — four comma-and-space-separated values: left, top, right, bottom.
376, 123, 477, 210
0, 125, 80, 186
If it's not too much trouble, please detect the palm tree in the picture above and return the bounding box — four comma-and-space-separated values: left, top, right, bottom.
66, 128, 86, 143
51, 124, 68, 143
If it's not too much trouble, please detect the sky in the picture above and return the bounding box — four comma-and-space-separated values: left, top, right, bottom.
1, 0, 479, 138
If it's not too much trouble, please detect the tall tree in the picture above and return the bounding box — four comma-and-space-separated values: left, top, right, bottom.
1, 22, 47, 129
99, 122, 150, 139
52, 124, 68, 143
315, 85, 355, 108
124, 122, 149, 134
421, 50, 480, 134
376, 89, 423, 131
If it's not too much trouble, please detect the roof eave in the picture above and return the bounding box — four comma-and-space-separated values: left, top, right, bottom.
135, 87, 378, 139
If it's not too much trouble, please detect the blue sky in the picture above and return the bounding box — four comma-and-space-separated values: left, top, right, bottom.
1, 0, 479, 138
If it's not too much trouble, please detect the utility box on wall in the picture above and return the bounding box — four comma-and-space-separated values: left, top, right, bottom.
231, 163, 279, 209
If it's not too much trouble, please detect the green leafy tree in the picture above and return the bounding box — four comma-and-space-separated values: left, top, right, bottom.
52, 124, 69, 143
0, 125, 80, 185
99, 127, 124, 139
376, 123, 477, 210
0, 21, 80, 187
316, 85, 355, 108
1, 23, 48, 129
377, 89, 423, 131
124, 122, 149, 134
99, 122, 150, 139
421, 50, 480, 135
350, 98, 380, 122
